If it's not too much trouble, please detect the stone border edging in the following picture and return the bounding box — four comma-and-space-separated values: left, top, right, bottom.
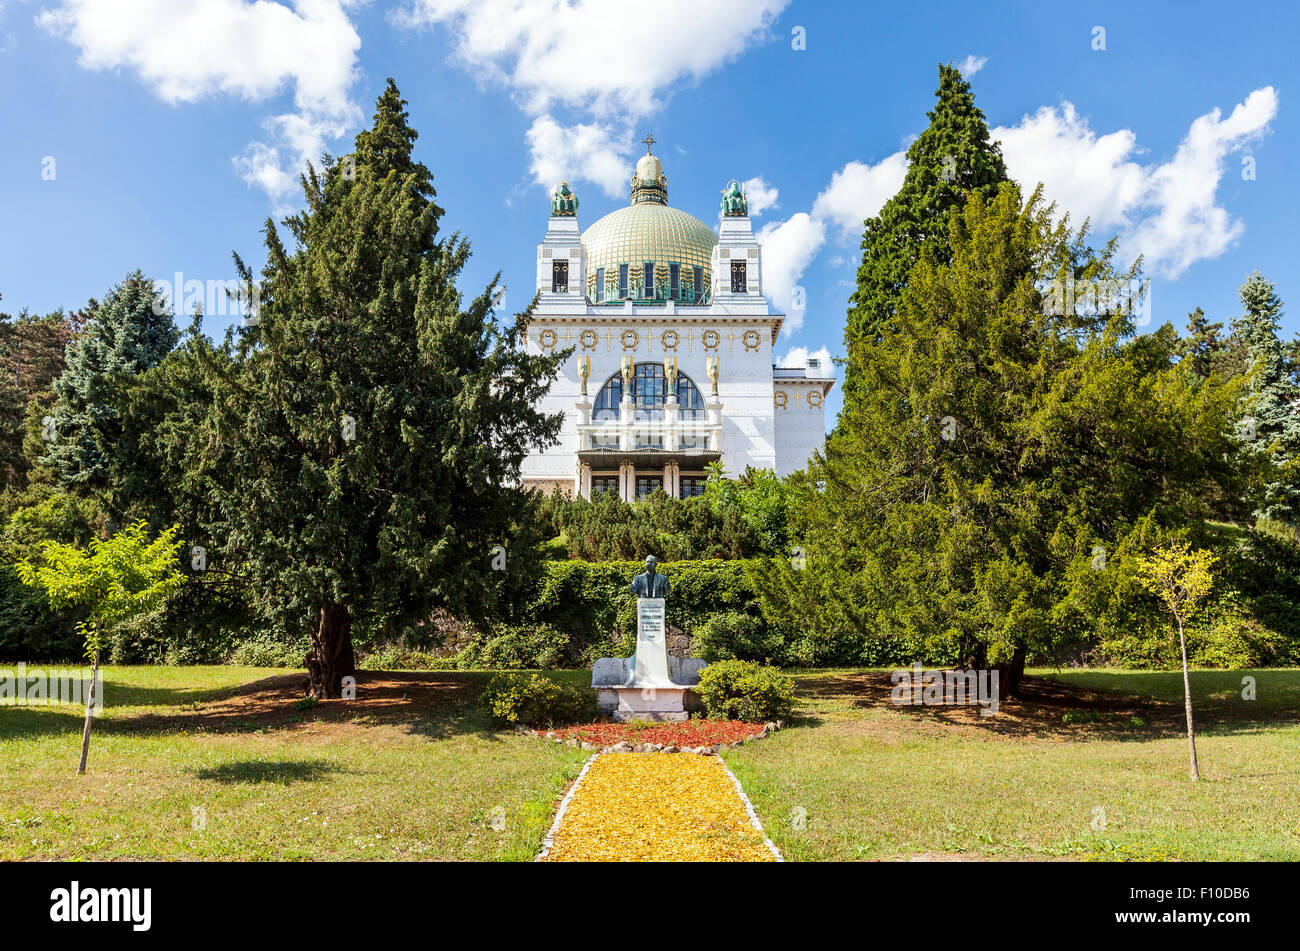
518, 719, 787, 754
716, 757, 784, 862
535, 753, 599, 862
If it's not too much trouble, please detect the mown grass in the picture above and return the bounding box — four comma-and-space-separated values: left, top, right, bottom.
724, 667, 1300, 861
0, 666, 588, 861
3, 664, 1296, 861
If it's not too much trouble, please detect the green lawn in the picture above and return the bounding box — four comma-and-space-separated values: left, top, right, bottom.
726, 667, 1300, 861
0, 666, 588, 860
2, 664, 1297, 861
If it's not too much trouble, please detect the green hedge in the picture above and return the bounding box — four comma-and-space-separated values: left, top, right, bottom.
454, 558, 764, 669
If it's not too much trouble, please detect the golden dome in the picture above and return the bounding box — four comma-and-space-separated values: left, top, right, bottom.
582, 201, 717, 303
582, 146, 716, 303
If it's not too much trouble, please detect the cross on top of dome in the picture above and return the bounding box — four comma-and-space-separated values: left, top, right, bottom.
642, 133, 656, 154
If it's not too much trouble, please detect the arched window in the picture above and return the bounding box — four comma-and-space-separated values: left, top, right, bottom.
592, 363, 705, 422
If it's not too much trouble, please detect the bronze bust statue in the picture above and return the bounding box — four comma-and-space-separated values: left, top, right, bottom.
628, 555, 670, 599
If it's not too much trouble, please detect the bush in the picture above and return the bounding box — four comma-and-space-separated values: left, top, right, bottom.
1098, 611, 1299, 669
359, 646, 459, 671
457, 623, 572, 670
693, 610, 787, 664
696, 659, 796, 722
480, 672, 596, 727
227, 632, 308, 668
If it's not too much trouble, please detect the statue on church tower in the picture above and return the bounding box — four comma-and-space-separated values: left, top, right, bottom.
706, 355, 721, 396
663, 354, 678, 391
720, 179, 748, 216
551, 181, 579, 216
578, 354, 591, 397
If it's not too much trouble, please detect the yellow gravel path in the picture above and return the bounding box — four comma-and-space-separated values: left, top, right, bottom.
543, 753, 776, 862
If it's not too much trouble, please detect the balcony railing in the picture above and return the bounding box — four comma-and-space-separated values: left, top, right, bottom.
575, 398, 722, 453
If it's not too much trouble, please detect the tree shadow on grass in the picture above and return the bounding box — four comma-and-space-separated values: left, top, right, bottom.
0, 671, 515, 744
792, 670, 1300, 741
193, 759, 344, 784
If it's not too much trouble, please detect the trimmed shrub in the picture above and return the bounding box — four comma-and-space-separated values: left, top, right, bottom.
696, 659, 796, 722
481, 672, 597, 727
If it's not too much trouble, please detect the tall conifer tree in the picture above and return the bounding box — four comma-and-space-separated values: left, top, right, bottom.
757, 185, 1245, 692
201, 80, 565, 697
840, 64, 1009, 420
1234, 272, 1300, 523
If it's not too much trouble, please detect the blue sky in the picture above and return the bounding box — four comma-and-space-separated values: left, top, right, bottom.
1, 0, 1296, 428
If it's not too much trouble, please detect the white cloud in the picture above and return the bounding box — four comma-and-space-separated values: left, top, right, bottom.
398, 0, 788, 116
742, 176, 779, 217
957, 54, 987, 79
757, 152, 906, 334
776, 345, 833, 374
810, 153, 908, 238
757, 212, 825, 334
995, 86, 1278, 277
39, 0, 363, 206
397, 0, 790, 194
526, 115, 632, 198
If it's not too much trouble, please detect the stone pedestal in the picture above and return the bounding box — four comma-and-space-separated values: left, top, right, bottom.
592, 598, 705, 721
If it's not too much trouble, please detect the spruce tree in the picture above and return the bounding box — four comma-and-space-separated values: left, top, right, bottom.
1234, 272, 1300, 523
200, 80, 565, 697
42, 273, 177, 506
840, 64, 1009, 420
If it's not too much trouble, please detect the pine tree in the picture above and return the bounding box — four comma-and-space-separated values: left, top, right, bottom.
41, 273, 177, 507
840, 64, 1009, 420
199, 80, 565, 697
1233, 272, 1300, 523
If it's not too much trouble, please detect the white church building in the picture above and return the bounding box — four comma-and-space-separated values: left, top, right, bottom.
520, 141, 833, 500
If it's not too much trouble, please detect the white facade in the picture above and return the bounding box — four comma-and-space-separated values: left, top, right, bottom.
520, 154, 833, 499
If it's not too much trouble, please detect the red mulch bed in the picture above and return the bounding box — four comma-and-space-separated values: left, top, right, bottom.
543, 719, 767, 747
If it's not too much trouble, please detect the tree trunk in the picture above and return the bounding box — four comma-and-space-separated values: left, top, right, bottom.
995, 646, 1027, 699
76, 650, 100, 775
306, 604, 355, 699
1176, 616, 1200, 781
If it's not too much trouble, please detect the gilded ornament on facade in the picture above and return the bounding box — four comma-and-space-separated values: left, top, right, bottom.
774, 390, 788, 409
702, 329, 720, 350
539, 328, 558, 351
807, 389, 823, 408
580, 329, 599, 350
621, 329, 640, 350
742, 329, 761, 351
661, 329, 679, 350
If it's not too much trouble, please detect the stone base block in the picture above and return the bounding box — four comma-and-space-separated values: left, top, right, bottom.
596, 685, 701, 722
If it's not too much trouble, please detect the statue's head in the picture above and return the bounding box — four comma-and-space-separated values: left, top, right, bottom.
644, 555, 657, 571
